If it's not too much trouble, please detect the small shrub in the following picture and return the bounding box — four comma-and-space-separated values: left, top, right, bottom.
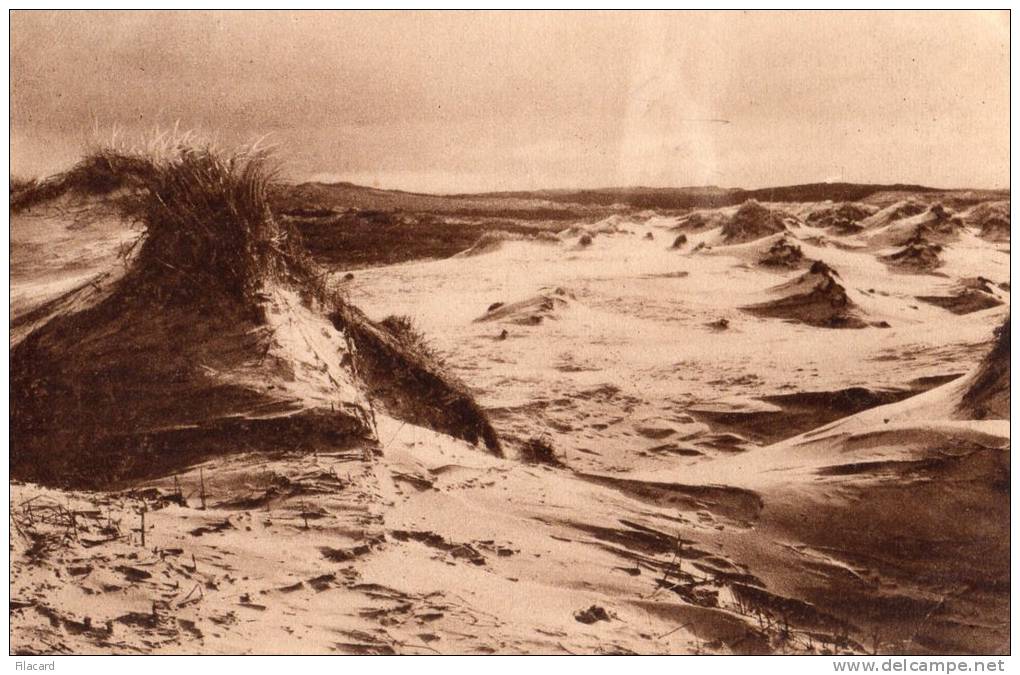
520, 436, 563, 467
574, 605, 611, 624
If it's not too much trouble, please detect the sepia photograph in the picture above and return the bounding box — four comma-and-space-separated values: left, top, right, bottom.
7, 9, 1011, 661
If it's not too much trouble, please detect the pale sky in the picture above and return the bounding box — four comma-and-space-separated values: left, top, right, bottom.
10, 10, 1010, 192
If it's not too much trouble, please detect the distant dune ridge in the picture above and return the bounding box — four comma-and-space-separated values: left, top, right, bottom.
273, 179, 1006, 217
265, 180, 1008, 270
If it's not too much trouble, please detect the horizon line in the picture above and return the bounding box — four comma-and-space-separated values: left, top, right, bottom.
296, 178, 1011, 198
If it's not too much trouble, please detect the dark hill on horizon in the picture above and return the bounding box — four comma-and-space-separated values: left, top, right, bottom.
275, 180, 1007, 217
462, 182, 945, 206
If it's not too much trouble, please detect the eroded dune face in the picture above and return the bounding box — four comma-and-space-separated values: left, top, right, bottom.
11, 277, 376, 486
9, 182, 1010, 655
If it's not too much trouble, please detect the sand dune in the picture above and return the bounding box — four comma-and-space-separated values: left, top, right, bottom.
720, 200, 793, 243
805, 202, 878, 233
9, 157, 1010, 655
742, 261, 876, 329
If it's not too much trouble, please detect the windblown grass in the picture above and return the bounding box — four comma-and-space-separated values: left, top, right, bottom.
10, 150, 157, 213
123, 146, 296, 305
13, 143, 328, 309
